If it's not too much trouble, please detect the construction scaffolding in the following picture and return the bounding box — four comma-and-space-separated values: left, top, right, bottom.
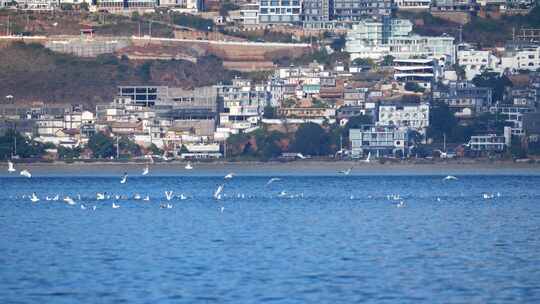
45, 38, 130, 57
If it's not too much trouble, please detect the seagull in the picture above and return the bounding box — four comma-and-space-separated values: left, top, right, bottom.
443, 175, 458, 181
134, 193, 142, 200
296, 153, 307, 159
112, 202, 120, 209
30, 192, 39, 203
224, 173, 234, 179
120, 172, 127, 184
92, 205, 97, 211
96, 193, 105, 200
45, 196, 52, 201
80, 204, 87, 210
396, 201, 405, 208
179, 193, 187, 200
162, 152, 169, 161
20, 169, 31, 178
165, 191, 174, 201
142, 166, 149, 176
214, 184, 224, 200
145, 154, 155, 164
7, 161, 16, 173
360, 152, 371, 163
143, 195, 150, 201
339, 167, 352, 175
160, 203, 173, 209
63, 196, 76, 205
220, 206, 225, 213
185, 162, 193, 170
52, 194, 59, 201
266, 177, 281, 186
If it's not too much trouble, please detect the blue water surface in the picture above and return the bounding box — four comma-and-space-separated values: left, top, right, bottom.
1, 172, 540, 303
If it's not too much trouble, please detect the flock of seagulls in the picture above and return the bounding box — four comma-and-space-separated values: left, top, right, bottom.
5, 160, 502, 210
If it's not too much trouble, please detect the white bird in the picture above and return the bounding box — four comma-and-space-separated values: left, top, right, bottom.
483, 193, 494, 200
266, 177, 281, 186
134, 193, 142, 200
360, 152, 371, 163
120, 173, 127, 184
167, 203, 173, 209
160, 203, 173, 209
45, 196, 52, 201
20, 169, 31, 178
185, 162, 193, 170
224, 173, 234, 179
63, 196, 76, 205
443, 175, 458, 181
92, 205, 97, 211
437, 197, 441, 202
30, 192, 39, 203
162, 152, 169, 161
96, 193, 105, 200
396, 201, 405, 208
52, 194, 59, 201
220, 206, 225, 213
179, 193, 187, 200
80, 204, 87, 210
144, 154, 155, 164
142, 166, 149, 176
143, 195, 150, 201
165, 191, 174, 201
278, 190, 287, 197
339, 167, 352, 175
296, 153, 307, 159
112, 202, 120, 209
7, 161, 16, 173
214, 184, 224, 200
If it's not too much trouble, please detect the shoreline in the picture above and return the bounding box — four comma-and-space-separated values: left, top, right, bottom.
2, 159, 540, 176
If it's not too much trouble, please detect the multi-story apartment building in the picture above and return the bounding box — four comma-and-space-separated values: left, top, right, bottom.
457, 47, 500, 80
346, 17, 455, 65
393, 58, 441, 89
333, 0, 392, 23
394, 0, 431, 10
259, 0, 302, 24
303, 0, 332, 29
432, 81, 493, 117
500, 45, 540, 73
378, 102, 430, 135
92, 0, 156, 14
350, 125, 412, 157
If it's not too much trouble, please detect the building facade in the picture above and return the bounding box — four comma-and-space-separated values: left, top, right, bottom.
259, 0, 302, 24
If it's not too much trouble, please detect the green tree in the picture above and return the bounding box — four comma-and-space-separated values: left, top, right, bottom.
58, 146, 81, 160
0, 129, 47, 159
148, 143, 162, 155
427, 102, 458, 143
292, 123, 330, 156
405, 82, 425, 93
381, 55, 394, 66
119, 136, 141, 158
88, 132, 115, 159
330, 35, 346, 51
263, 105, 277, 119
472, 72, 513, 103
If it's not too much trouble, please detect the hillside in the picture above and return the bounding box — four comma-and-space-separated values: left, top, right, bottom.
0, 42, 240, 107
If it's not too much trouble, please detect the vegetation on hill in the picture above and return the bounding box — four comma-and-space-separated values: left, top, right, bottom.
0, 42, 240, 106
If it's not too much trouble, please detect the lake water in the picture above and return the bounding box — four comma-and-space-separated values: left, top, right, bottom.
1, 170, 540, 303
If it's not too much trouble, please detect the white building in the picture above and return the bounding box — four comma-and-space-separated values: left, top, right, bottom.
91, 0, 156, 14
393, 58, 441, 89
17, 0, 56, 10
378, 102, 430, 135
158, 0, 199, 13
457, 48, 500, 80
500, 46, 540, 73
394, 0, 431, 10
229, 3, 259, 25
346, 18, 455, 65
259, 0, 302, 24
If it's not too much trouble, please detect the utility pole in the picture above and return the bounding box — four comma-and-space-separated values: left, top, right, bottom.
443, 133, 447, 152
149, 20, 152, 37
116, 136, 120, 159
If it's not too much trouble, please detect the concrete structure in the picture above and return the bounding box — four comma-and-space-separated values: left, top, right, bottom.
158, 0, 200, 12
346, 18, 455, 65
259, 0, 302, 24
229, 3, 260, 25
432, 81, 493, 117
393, 58, 440, 89
468, 134, 506, 152
350, 125, 412, 157
302, 0, 333, 29
395, 0, 431, 10
17, 0, 56, 10
378, 102, 430, 135
457, 47, 500, 80
500, 45, 540, 73
333, 0, 392, 23
91, 0, 156, 14
278, 107, 335, 119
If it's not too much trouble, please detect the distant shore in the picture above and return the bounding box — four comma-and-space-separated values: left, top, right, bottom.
2, 159, 540, 176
